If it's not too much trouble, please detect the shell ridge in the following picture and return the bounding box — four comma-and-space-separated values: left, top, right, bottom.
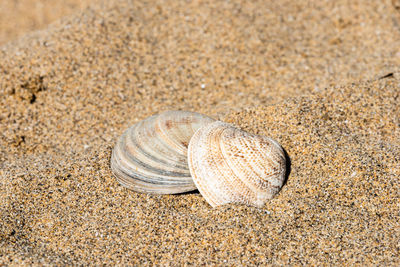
219, 124, 259, 205
188, 121, 287, 207
189, 122, 240, 206
206, 123, 239, 205
127, 131, 188, 170
124, 130, 189, 175
115, 144, 191, 181
112, 110, 215, 194
188, 123, 223, 206
131, 116, 187, 168
157, 111, 215, 155
115, 129, 190, 179
222, 127, 286, 201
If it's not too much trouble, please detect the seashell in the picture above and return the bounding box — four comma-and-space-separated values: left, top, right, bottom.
111, 110, 215, 194
188, 121, 286, 207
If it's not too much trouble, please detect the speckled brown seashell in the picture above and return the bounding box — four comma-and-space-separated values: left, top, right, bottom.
111, 110, 215, 194
188, 121, 286, 207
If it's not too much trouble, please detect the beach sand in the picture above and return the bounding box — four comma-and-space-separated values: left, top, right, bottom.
1, 0, 399, 265
0, 0, 94, 45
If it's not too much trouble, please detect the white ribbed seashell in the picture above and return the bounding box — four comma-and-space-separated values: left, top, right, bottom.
111, 110, 215, 194
188, 121, 286, 207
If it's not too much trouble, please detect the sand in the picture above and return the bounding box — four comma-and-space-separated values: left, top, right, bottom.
0, 0, 399, 265
0, 0, 94, 45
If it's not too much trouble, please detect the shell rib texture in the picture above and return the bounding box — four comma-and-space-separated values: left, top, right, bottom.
188, 121, 286, 207
111, 110, 215, 194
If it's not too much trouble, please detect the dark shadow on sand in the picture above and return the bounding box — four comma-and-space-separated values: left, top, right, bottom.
173, 189, 199, 195
281, 147, 291, 187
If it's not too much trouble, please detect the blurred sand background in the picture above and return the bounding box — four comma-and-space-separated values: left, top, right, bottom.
0, 0, 399, 265
0, 0, 94, 45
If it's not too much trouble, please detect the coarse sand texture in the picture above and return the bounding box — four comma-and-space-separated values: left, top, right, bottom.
0, 0, 399, 265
